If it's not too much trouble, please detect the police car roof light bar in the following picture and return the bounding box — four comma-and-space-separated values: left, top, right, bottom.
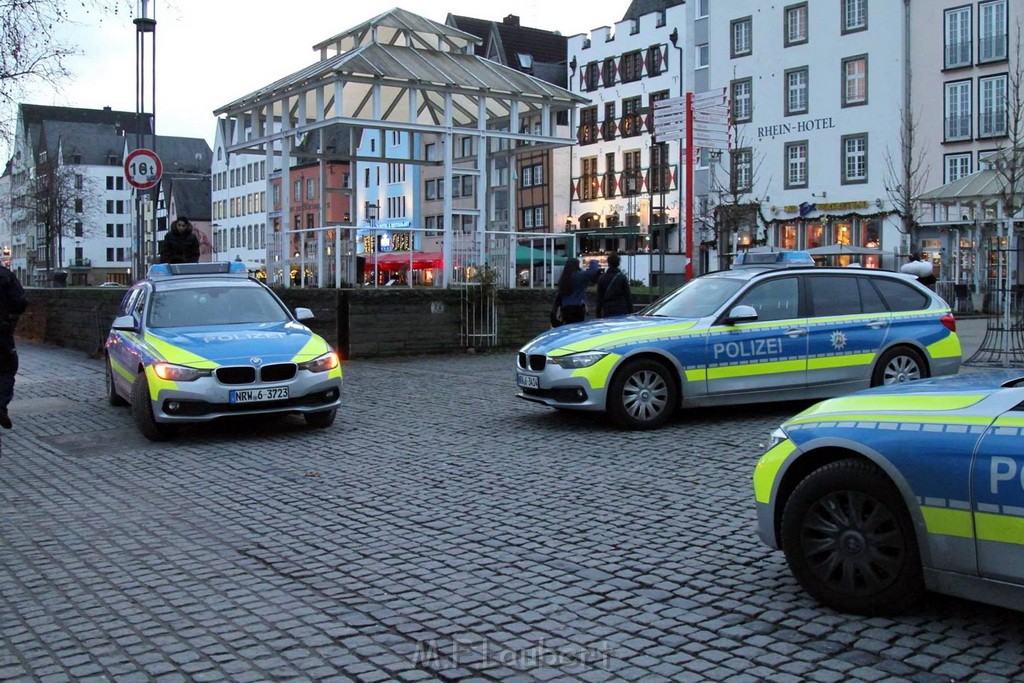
733, 251, 815, 268
147, 262, 249, 279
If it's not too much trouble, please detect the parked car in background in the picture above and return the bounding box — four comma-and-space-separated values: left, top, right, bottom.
516, 252, 961, 429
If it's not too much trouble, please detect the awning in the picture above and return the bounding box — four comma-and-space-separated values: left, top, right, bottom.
805, 244, 883, 256
575, 227, 644, 238
516, 245, 566, 266
368, 251, 443, 269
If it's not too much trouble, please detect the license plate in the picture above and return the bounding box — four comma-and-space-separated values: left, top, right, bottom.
230, 386, 289, 403
517, 372, 539, 389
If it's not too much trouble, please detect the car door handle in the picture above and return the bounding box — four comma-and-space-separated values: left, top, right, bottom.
784, 328, 807, 338
866, 320, 889, 329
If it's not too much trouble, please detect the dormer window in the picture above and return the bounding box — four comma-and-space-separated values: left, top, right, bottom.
517, 53, 533, 70
72, 153, 82, 164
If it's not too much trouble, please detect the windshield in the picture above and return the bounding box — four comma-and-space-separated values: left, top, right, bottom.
147, 285, 290, 328
642, 275, 748, 318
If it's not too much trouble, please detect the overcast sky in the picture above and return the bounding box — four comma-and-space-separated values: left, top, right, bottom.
6, 1, 620, 160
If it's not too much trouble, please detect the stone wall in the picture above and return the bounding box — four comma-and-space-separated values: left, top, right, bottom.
15, 286, 644, 359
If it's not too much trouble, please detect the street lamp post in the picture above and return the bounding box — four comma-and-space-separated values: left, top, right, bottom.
134, 0, 156, 281
365, 201, 379, 286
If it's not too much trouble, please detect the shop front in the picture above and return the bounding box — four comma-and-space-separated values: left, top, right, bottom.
771, 201, 889, 269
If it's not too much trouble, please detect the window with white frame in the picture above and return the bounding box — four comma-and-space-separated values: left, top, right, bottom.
841, 134, 867, 184
697, 0, 708, 18
842, 55, 867, 106
785, 3, 808, 46
731, 78, 752, 123
425, 179, 436, 200
944, 6, 972, 68
521, 166, 533, 187
979, 74, 1007, 137
696, 43, 709, 69
979, 0, 1007, 63
534, 207, 544, 228
731, 17, 752, 58
460, 136, 473, 157
944, 154, 972, 183
731, 148, 752, 193
842, 0, 867, 33
785, 141, 808, 189
944, 80, 972, 140
785, 67, 808, 116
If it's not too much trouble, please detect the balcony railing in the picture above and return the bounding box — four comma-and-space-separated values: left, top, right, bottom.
69, 258, 91, 268
979, 33, 1007, 62
979, 109, 1007, 137
944, 40, 972, 68
945, 115, 972, 140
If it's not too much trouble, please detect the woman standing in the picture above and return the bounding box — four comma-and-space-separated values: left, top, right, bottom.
552, 257, 600, 325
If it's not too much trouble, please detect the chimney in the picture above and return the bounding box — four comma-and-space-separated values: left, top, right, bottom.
503, 14, 520, 26
103, 105, 112, 111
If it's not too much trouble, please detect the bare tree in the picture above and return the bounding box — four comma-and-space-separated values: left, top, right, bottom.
710, 125, 769, 260
28, 154, 99, 276
1, 0, 130, 144
992, 26, 1024, 220
884, 107, 930, 240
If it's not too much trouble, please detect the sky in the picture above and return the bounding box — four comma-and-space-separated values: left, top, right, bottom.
5, 0, 626, 160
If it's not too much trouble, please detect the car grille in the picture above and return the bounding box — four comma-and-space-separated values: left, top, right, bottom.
518, 353, 547, 372
215, 363, 297, 385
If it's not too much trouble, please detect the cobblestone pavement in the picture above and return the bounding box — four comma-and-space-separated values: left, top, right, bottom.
2, 331, 1024, 683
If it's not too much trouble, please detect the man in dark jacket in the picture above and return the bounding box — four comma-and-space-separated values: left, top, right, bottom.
0, 264, 27, 429
159, 216, 201, 264
596, 252, 634, 318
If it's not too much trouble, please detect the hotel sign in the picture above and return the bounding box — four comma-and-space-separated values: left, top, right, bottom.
782, 201, 871, 213
757, 116, 836, 140
362, 232, 413, 253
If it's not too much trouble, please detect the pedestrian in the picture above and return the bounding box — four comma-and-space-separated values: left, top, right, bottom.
0, 263, 27, 430
596, 252, 634, 318
901, 252, 936, 289
551, 257, 600, 326
159, 216, 201, 264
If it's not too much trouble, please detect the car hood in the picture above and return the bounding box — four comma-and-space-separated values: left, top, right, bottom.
520, 315, 702, 356
144, 321, 330, 367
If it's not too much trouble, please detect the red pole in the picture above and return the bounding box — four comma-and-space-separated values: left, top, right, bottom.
685, 91, 694, 280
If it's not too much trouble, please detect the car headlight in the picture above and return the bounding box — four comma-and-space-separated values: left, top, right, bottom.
152, 362, 212, 382
553, 351, 608, 369
765, 427, 788, 451
299, 351, 340, 373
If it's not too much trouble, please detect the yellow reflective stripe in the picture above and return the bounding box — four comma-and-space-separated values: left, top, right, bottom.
807, 352, 876, 371
144, 364, 178, 399
290, 335, 330, 362
568, 353, 621, 390
143, 333, 218, 368
754, 439, 796, 504
109, 354, 133, 383
994, 416, 1024, 427
685, 368, 706, 382
927, 331, 962, 359
798, 394, 987, 416
555, 322, 699, 354
921, 506, 974, 538
706, 359, 804, 380
976, 512, 1024, 545
787, 412, 992, 426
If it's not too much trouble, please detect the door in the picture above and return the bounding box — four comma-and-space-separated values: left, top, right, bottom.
705, 275, 808, 398
805, 275, 890, 389
973, 405, 1024, 584
107, 285, 147, 396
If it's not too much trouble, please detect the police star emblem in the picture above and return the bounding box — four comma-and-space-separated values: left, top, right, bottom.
830, 330, 847, 350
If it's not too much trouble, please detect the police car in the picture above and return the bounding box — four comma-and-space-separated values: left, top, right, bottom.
105, 262, 342, 440
516, 252, 961, 429
754, 371, 1024, 615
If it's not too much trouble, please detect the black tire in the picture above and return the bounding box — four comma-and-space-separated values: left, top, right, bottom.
130, 372, 173, 441
304, 409, 337, 429
106, 358, 129, 407
871, 346, 927, 387
780, 458, 924, 616
607, 358, 677, 430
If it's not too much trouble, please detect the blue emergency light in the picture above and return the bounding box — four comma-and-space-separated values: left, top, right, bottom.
147, 262, 249, 279
733, 250, 815, 268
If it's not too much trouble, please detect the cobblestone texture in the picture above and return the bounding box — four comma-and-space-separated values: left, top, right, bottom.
2, 332, 1023, 682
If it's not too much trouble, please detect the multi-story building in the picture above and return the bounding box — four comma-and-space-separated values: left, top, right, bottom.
567, 0, 711, 286
0, 161, 11, 269
709, 0, 905, 269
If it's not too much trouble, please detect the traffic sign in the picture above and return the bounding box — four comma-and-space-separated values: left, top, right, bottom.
124, 148, 163, 190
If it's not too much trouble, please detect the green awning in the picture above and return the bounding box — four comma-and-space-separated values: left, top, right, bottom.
516, 244, 566, 265
574, 227, 645, 238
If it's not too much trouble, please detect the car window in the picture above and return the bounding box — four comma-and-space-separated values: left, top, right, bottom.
872, 278, 930, 312
857, 277, 888, 313
735, 276, 799, 322
644, 276, 747, 318
808, 276, 862, 317
118, 287, 143, 317
148, 285, 290, 328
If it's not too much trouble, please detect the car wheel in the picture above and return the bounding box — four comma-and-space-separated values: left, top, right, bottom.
130, 372, 173, 441
106, 358, 128, 407
872, 346, 927, 387
304, 408, 337, 429
780, 458, 924, 616
607, 358, 677, 430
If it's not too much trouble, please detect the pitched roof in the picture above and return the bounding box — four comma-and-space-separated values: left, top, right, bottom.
622, 0, 685, 21
129, 136, 212, 175
166, 176, 212, 222
40, 121, 125, 165
447, 14, 567, 88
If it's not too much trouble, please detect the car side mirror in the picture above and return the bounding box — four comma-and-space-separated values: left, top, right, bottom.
112, 314, 138, 331
724, 304, 758, 324
294, 307, 315, 321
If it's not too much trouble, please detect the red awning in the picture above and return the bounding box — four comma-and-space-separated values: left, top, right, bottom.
368, 251, 443, 269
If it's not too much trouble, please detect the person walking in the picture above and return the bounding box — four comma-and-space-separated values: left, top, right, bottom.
0, 264, 27, 430
552, 257, 600, 326
596, 252, 634, 318
159, 216, 201, 264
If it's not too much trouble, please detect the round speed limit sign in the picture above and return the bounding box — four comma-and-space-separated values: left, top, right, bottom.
124, 148, 163, 190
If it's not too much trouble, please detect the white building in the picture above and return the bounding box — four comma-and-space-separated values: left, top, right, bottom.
567, 0, 713, 286
211, 118, 272, 272
709, 0, 906, 269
